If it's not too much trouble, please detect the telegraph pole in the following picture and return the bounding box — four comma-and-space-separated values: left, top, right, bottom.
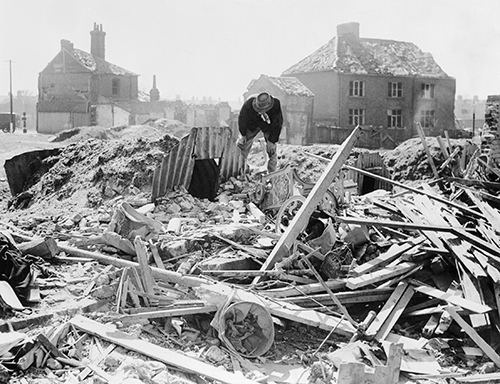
9, 59, 14, 133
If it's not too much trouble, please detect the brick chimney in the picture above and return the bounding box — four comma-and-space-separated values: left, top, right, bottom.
337, 22, 360, 41
60, 39, 74, 51
150, 75, 160, 102
90, 23, 106, 59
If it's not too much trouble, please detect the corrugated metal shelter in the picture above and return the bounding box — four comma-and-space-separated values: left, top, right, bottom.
151, 126, 243, 201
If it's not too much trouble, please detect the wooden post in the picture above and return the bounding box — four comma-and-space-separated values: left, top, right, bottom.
252, 126, 362, 284
415, 122, 439, 179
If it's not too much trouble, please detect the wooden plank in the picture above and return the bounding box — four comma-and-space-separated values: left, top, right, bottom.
149, 241, 166, 270
366, 283, 413, 340
262, 280, 346, 298
343, 165, 482, 218
70, 315, 261, 384
394, 200, 445, 251
447, 177, 500, 190
416, 122, 439, 179
78, 344, 116, 381
366, 283, 407, 337
410, 280, 491, 314
464, 189, 500, 230
436, 136, 449, 159
119, 305, 218, 321
346, 262, 417, 290
473, 250, 500, 283
445, 307, 500, 368
335, 216, 460, 233
457, 264, 489, 328
300, 250, 357, 326
253, 126, 362, 284
351, 237, 424, 276
15, 233, 355, 336
452, 229, 500, 261
134, 236, 156, 295
283, 288, 394, 306
446, 239, 487, 279
375, 286, 414, 340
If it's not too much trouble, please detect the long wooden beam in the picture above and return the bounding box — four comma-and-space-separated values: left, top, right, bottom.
303, 151, 482, 218
335, 216, 463, 233
252, 126, 362, 284
71, 315, 261, 384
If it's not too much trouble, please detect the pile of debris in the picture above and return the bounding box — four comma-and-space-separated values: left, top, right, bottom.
0, 125, 499, 384
5, 130, 179, 213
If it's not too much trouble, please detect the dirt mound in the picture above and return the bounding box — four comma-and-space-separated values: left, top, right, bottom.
10, 134, 179, 214
153, 118, 192, 138
50, 119, 191, 144
50, 126, 111, 142
383, 137, 476, 181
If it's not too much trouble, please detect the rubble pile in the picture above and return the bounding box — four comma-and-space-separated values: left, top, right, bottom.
383, 137, 478, 181
8, 132, 179, 213
0, 125, 500, 384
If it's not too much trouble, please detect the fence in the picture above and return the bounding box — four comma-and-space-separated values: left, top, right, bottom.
315, 125, 472, 149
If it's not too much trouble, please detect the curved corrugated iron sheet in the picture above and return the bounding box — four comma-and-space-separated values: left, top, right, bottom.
152, 126, 243, 201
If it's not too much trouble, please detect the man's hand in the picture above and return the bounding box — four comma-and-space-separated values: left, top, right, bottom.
236, 136, 246, 151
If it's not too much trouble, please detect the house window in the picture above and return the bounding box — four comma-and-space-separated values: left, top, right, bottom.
112, 78, 120, 96
388, 82, 403, 98
349, 80, 365, 97
420, 110, 435, 128
421, 83, 435, 98
387, 109, 403, 128
348, 108, 365, 126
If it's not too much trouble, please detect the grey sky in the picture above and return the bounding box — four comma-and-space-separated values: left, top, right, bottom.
1, 0, 499, 101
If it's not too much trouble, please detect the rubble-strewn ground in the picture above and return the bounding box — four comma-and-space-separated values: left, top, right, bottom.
1, 124, 499, 384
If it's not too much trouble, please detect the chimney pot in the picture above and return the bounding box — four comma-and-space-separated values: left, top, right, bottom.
337, 22, 360, 41
90, 23, 106, 60
61, 39, 74, 51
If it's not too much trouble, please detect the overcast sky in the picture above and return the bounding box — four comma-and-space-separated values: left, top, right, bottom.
1, 0, 499, 101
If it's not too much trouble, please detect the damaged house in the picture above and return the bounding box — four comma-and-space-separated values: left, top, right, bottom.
282, 22, 456, 143
36, 24, 171, 133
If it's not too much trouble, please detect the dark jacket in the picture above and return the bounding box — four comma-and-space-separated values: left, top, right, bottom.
238, 96, 283, 143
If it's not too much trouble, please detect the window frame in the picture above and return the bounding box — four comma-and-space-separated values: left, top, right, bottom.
421, 83, 435, 99
388, 82, 403, 98
349, 80, 365, 97
348, 108, 365, 126
420, 109, 435, 128
387, 109, 403, 128
112, 77, 120, 96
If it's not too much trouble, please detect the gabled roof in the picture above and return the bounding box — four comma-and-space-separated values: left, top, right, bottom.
248, 75, 314, 97
70, 48, 137, 76
283, 36, 449, 78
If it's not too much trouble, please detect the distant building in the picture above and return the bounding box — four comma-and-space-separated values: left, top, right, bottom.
36, 24, 172, 133
455, 95, 485, 131
186, 102, 231, 127
244, 74, 314, 144
282, 22, 456, 138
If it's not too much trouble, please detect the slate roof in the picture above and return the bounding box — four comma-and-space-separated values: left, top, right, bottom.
248, 75, 314, 97
70, 48, 137, 76
282, 36, 449, 78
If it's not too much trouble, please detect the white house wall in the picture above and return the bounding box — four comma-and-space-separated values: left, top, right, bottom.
37, 112, 71, 134
96, 104, 130, 127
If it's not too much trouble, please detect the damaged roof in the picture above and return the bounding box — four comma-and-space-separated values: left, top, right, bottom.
70, 48, 137, 76
282, 36, 449, 78
248, 75, 314, 97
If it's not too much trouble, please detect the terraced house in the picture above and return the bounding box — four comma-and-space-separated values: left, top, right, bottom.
282, 22, 456, 137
